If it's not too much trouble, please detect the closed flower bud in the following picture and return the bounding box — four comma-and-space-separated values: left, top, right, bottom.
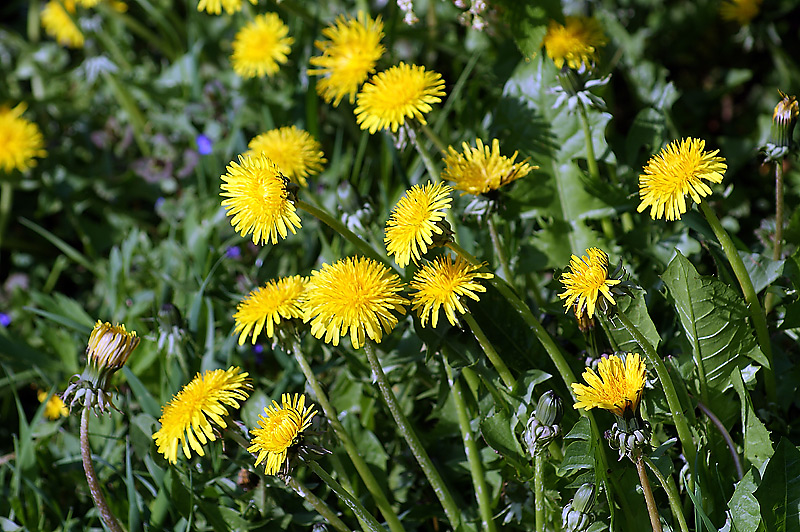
572, 483, 596, 514
562, 484, 596, 532
535, 390, 564, 427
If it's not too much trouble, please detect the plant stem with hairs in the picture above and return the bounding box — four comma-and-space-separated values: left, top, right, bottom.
636, 455, 663, 532
643, 457, 690, 532
765, 161, 784, 314
306, 460, 386, 532
287, 476, 352, 532
80, 407, 124, 532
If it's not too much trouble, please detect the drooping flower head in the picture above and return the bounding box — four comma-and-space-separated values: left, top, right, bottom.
385, 182, 452, 268
542, 16, 607, 71
248, 393, 316, 475
233, 275, 308, 345
559, 248, 621, 320
245, 126, 326, 187
308, 12, 385, 107
0, 103, 47, 173
720, 0, 762, 25
303, 256, 409, 349
220, 153, 302, 245
41, 0, 84, 48
153, 367, 252, 464
197, 0, 256, 15
355, 63, 446, 134
637, 138, 726, 221
441, 138, 535, 196
231, 13, 293, 79
572, 353, 646, 418
410, 254, 493, 328
38, 389, 69, 420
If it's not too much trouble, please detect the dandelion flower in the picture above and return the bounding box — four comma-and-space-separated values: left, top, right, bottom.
559, 248, 620, 320
231, 13, 293, 78
385, 182, 452, 268
153, 367, 251, 464
303, 256, 409, 349
720, 0, 762, 25
0, 103, 47, 173
410, 255, 493, 328
245, 126, 326, 187
542, 16, 607, 70
248, 393, 316, 475
38, 390, 69, 420
220, 153, 302, 245
41, 0, 84, 48
637, 138, 726, 221
572, 353, 646, 418
441, 138, 535, 195
233, 275, 308, 345
197, 0, 255, 15
355, 63, 445, 134
308, 12, 385, 106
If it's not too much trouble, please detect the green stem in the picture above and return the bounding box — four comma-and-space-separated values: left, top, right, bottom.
635, 455, 663, 532
286, 476, 352, 532
462, 313, 515, 389
643, 457, 690, 532
306, 460, 385, 532
0, 182, 13, 264
765, 161, 784, 314
612, 309, 696, 467
411, 128, 440, 181
534, 452, 545, 532
487, 215, 511, 282
363, 342, 461, 528
445, 362, 497, 532
80, 407, 124, 532
577, 102, 614, 240
697, 401, 743, 480
419, 123, 448, 155
698, 200, 775, 404
290, 345, 406, 532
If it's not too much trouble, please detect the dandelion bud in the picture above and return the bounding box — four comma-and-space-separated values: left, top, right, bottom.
769, 91, 798, 151
523, 391, 563, 455
535, 390, 564, 427
605, 417, 652, 461
562, 484, 596, 532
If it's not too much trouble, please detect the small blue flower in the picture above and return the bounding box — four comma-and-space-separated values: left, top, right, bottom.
196, 134, 213, 155
225, 246, 242, 259
0, 313, 10, 327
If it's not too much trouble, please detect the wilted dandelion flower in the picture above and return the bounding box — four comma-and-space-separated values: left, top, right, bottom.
38, 390, 69, 420
153, 367, 251, 464
303, 256, 409, 349
542, 16, 607, 70
637, 138, 726, 221
248, 393, 316, 475
410, 255, 493, 327
197, 0, 255, 15
0, 103, 47, 173
355, 63, 445, 134
233, 275, 308, 345
441, 138, 535, 195
559, 248, 620, 320
308, 12, 385, 107
220, 154, 302, 245
231, 13, 293, 78
41, 0, 84, 48
245, 126, 326, 187
720, 0, 762, 25
572, 353, 646, 418
385, 182, 452, 268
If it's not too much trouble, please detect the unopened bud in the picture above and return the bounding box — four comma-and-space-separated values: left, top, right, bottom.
572, 484, 595, 514
535, 391, 563, 427
562, 484, 596, 532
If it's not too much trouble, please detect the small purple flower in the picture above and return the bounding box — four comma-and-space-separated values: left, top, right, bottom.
252, 344, 264, 365
196, 134, 213, 155
0, 313, 10, 327
155, 197, 165, 210
225, 246, 242, 259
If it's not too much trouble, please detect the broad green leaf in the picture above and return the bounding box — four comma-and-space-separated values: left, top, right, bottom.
558, 440, 594, 475
480, 408, 527, 472
731, 369, 774, 470
606, 290, 661, 353
123, 366, 163, 419
728, 468, 762, 532
739, 252, 784, 294
755, 438, 800, 532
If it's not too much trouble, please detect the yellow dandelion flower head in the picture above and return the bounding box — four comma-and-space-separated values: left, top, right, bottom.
773, 90, 799, 126
720, 0, 762, 25
245, 126, 326, 187
441, 138, 536, 195
558, 247, 621, 320
572, 353, 646, 418
233, 275, 309, 345
0, 103, 47, 174
220, 153, 302, 245
308, 11, 385, 107
197, 0, 255, 15
637, 137, 726, 221
542, 16, 607, 70
248, 393, 316, 475
385, 182, 452, 268
37, 389, 69, 420
231, 13, 293, 79
153, 367, 251, 464
355, 62, 446, 134
303, 256, 409, 350
41, 0, 84, 48
410, 254, 493, 328
86, 320, 140, 371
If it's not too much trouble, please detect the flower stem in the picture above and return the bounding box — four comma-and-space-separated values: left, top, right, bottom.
419, 123, 448, 154
306, 460, 386, 532
411, 127, 441, 181
487, 215, 511, 282
697, 401, 743, 480
0, 181, 13, 267
462, 312, 515, 389
765, 161, 785, 314
635, 455, 663, 532
534, 452, 545, 532
643, 456, 690, 532
286, 475, 352, 532
612, 309, 696, 468
363, 341, 461, 529
80, 407, 124, 532
290, 344, 406, 532
444, 361, 497, 532
698, 200, 775, 404
577, 102, 614, 240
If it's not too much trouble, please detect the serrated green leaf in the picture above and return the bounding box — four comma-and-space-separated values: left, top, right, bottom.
731, 370, 774, 470
558, 439, 594, 475
754, 438, 800, 532
728, 468, 762, 532
606, 290, 661, 353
